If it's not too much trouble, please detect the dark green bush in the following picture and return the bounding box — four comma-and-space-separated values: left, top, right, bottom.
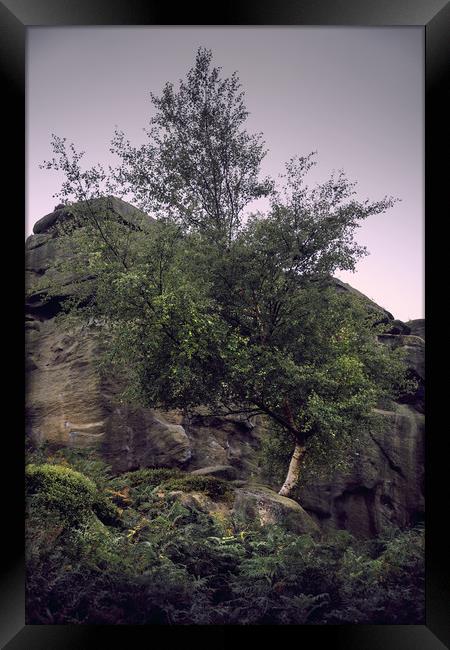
25, 458, 425, 625
112, 467, 183, 490
108, 467, 185, 509
26, 463, 98, 525
92, 494, 122, 526
49, 448, 114, 490
159, 475, 232, 500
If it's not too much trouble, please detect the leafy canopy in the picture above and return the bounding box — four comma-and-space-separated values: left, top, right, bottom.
39, 47, 409, 490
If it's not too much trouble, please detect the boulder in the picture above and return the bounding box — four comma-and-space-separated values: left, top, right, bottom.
190, 465, 238, 481
232, 485, 320, 536
378, 334, 425, 381
378, 333, 425, 412
385, 319, 411, 335
32, 195, 154, 235
165, 490, 228, 517
332, 277, 394, 320
182, 412, 264, 478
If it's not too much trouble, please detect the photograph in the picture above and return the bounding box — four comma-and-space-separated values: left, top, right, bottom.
24, 26, 426, 626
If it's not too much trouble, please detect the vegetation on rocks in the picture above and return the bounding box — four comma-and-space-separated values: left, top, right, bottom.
26, 463, 99, 525
158, 475, 233, 500
40, 47, 413, 499
27, 47, 424, 625
25, 449, 424, 625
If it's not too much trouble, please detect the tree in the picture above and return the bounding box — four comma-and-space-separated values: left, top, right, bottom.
108, 47, 273, 242
40, 48, 410, 498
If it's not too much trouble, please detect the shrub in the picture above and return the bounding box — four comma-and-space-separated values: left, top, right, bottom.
26, 463, 98, 525
47, 448, 114, 490
25, 458, 425, 625
159, 475, 232, 500
92, 495, 122, 526
109, 467, 185, 509
110, 467, 183, 490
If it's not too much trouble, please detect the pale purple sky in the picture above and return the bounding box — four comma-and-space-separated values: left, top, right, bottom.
26, 27, 424, 322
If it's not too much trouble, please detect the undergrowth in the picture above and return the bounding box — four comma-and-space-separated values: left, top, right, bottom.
25, 448, 425, 625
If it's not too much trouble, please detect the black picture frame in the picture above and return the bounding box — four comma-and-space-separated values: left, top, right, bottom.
2, 0, 448, 647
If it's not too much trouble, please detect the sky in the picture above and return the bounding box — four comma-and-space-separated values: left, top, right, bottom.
26, 27, 424, 322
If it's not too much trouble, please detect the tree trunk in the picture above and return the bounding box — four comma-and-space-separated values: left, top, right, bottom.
278, 442, 305, 498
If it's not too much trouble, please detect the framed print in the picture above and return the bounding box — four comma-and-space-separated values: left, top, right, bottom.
2, 0, 448, 647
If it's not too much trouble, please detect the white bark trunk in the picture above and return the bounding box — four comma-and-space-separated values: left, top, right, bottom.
278, 442, 305, 497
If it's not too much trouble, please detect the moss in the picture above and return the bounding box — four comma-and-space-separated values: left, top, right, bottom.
50, 448, 113, 489
92, 495, 122, 526
112, 467, 183, 490
26, 463, 99, 524
159, 475, 232, 501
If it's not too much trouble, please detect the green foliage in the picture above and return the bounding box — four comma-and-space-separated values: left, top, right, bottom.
92, 495, 122, 527
41, 47, 408, 497
159, 475, 233, 500
26, 463, 98, 525
259, 424, 295, 488
25, 453, 424, 625
323, 525, 425, 624
108, 467, 184, 510
44, 447, 114, 490
112, 467, 183, 490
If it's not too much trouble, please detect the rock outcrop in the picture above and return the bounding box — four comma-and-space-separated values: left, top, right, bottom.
25, 199, 425, 536
293, 315, 425, 537
25, 199, 265, 477
162, 483, 320, 537
297, 404, 424, 537
232, 484, 320, 536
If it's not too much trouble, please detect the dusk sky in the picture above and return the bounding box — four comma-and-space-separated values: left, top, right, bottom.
26, 27, 424, 322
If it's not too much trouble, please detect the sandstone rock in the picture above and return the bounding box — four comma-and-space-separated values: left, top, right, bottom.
26, 197, 155, 320
405, 318, 425, 341
190, 465, 238, 481
332, 277, 394, 320
378, 334, 425, 381
386, 319, 411, 335
230, 479, 247, 487
167, 490, 218, 513
25, 198, 425, 538
233, 485, 320, 536
32, 196, 154, 235
183, 412, 264, 478
298, 404, 425, 537
378, 333, 425, 412
25, 319, 109, 448
101, 406, 192, 473
25, 312, 265, 476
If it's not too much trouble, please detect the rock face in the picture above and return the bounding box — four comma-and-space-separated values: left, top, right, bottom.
190, 465, 239, 481
296, 320, 425, 537
25, 199, 265, 477
25, 198, 425, 536
26, 197, 154, 319
26, 320, 107, 447
102, 407, 192, 472
405, 319, 425, 340
298, 404, 425, 537
25, 315, 265, 477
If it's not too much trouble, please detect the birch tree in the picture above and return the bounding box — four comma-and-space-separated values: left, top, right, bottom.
40, 49, 409, 498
